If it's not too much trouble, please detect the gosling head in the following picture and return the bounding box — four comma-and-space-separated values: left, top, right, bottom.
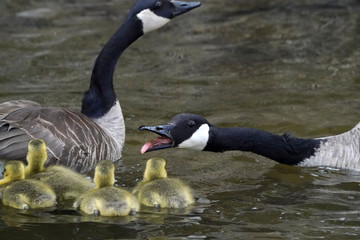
94, 160, 115, 189
143, 157, 168, 182
128, 0, 201, 34
25, 139, 47, 175
0, 161, 25, 185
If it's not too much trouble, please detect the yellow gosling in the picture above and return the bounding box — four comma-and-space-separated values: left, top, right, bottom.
0, 161, 56, 209
74, 160, 139, 216
31, 165, 95, 202
25, 139, 95, 202
133, 157, 194, 208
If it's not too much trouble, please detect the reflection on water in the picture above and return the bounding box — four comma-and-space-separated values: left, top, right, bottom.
1, 0, 360, 239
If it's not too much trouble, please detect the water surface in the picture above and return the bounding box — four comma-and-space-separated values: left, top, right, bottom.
0, 0, 360, 239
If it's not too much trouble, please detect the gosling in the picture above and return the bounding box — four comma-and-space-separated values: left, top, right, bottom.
0, 160, 56, 209
73, 160, 139, 216
25, 139, 95, 202
133, 157, 194, 208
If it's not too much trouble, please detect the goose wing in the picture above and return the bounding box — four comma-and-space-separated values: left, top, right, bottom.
0, 100, 121, 172
0, 100, 42, 159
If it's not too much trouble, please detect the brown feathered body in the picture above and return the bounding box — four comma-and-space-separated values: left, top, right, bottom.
0, 101, 123, 172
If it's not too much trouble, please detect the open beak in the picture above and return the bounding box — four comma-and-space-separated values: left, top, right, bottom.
172, 1, 201, 17
138, 124, 174, 154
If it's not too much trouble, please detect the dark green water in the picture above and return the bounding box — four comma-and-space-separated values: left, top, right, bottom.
1, 0, 360, 239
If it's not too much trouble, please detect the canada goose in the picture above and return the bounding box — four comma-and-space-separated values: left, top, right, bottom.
0, 161, 56, 209
24, 139, 95, 202
74, 160, 139, 216
0, 0, 201, 172
139, 113, 360, 170
133, 157, 194, 208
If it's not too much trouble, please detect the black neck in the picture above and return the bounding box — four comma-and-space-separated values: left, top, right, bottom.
81, 17, 143, 118
204, 127, 322, 165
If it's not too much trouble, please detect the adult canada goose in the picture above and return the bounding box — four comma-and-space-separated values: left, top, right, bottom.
0, 161, 56, 209
0, 0, 201, 172
74, 160, 139, 216
24, 139, 95, 202
139, 113, 360, 170
133, 157, 194, 208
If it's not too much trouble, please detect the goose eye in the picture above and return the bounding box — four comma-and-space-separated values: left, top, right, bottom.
154, 1, 163, 9
187, 120, 196, 128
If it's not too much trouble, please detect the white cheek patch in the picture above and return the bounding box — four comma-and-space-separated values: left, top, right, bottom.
136, 9, 170, 34
178, 124, 210, 150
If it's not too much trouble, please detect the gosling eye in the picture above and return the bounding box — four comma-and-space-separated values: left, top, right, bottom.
154, 1, 163, 9
2, 168, 6, 175
187, 120, 196, 128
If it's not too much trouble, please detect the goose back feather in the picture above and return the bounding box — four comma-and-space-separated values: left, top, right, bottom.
299, 123, 360, 169
0, 101, 122, 172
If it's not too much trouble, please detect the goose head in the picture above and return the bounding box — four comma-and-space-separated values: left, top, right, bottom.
139, 113, 211, 153
128, 0, 201, 34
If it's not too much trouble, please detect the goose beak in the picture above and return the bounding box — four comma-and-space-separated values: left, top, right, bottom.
172, 1, 201, 17
139, 124, 174, 154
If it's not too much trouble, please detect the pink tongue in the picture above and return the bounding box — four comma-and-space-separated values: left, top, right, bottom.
140, 137, 172, 154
